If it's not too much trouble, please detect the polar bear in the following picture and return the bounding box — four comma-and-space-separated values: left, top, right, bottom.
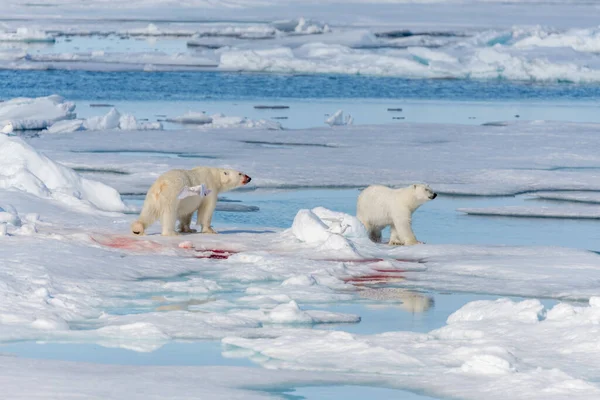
131, 167, 251, 236
356, 184, 436, 246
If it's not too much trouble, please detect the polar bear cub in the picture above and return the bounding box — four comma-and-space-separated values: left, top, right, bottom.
357, 184, 437, 246
131, 167, 251, 236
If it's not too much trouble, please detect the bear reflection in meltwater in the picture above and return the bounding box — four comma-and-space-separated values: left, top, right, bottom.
359, 288, 435, 313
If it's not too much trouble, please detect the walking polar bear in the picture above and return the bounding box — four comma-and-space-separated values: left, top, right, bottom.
131, 167, 251, 236
357, 184, 437, 246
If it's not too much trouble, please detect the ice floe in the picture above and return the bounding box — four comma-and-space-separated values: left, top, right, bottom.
167, 111, 282, 130
458, 205, 600, 219
24, 119, 600, 197
0, 27, 55, 43
0, 95, 75, 131
224, 297, 600, 400
0, 135, 125, 212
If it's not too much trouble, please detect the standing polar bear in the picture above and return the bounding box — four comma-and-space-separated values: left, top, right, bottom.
357, 184, 437, 246
131, 167, 251, 236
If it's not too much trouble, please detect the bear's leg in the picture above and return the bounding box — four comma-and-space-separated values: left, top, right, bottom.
160, 208, 179, 236
368, 227, 383, 243
389, 214, 418, 246
388, 225, 405, 246
178, 213, 197, 234
196, 193, 218, 234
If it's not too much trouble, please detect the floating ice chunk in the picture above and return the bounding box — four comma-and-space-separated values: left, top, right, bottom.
265, 301, 359, 324
325, 109, 353, 126
312, 207, 368, 240
0, 211, 21, 226
84, 108, 121, 130
0, 135, 125, 212
590, 297, 600, 308
118, 114, 138, 130
291, 209, 332, 244
281, 275, 318, 287
514, 27, 600, 53
294, 17, 331, 35
136, 121, 163, 130
167, 111, 281, 130
1, 122, 13, 134
447, 298, 545, 324
0, 95, 76, 131
459, 205, 600, 219
0, 27, 55, 43
460, 354, 517, 375
268, 300, 315, 324
0, 223, 6, 236
272, 18, 331, 35
45, 119, 86, 134
166, 111, 213, 125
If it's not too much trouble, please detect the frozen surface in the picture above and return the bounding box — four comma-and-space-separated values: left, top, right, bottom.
1, 3, 600, 81
0, 27, 55, 43
529, 191, 600, 204
0, 135, 125, 212
1, 112, 600, 398
223, 298, 600, 400
167, 111, 282, 129
459, 205, 600, 219
0, 95, 75, 131
24, 119, 600, 197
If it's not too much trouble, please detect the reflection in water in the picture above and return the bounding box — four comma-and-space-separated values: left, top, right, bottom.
359, 288, 434, 313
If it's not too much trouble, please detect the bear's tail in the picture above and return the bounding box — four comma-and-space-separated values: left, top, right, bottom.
131, 197, 159, 236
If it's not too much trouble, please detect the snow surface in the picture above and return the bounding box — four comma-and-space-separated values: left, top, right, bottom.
25, 119, 600, 196
2, 4, 600, 81
459, 205, 600, 219
0, 27, 55, 43
0, 135, 125, 213
0, 95, 75, 131
2, 111, 600, 398
529, 191, 600, 204
167, 111, 282, 129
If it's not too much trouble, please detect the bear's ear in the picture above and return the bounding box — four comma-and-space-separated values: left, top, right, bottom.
412, 184, 417, 189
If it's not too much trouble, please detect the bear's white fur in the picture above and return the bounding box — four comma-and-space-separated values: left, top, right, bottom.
131, 167, 251, 236
356, 184, 436, 246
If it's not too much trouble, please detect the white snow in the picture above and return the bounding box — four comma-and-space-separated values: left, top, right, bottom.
224, 298, 600, 400
25, 119, 600, 196
458, 205, 600, 219
4, 1, 600, 397
326, 109, 354, 126
0, 135, 125, 212
0, 27, 54, 43
167, 111, 282, 130
1, 106, 600, 399
3, 13, 600, 82
0, 95, 75, 131
529, 191, 600, 204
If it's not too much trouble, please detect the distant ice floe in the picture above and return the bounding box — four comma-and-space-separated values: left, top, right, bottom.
5, 21, 600, 82
167, 111, 282, 130
325, 110, 353, 126
529, 191, 600, 204
0, 27, 55, 43
458, 205, 600, 219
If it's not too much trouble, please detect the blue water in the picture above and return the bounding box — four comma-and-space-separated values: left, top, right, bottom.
174, 189, 600, 251
2, 70, 600, 102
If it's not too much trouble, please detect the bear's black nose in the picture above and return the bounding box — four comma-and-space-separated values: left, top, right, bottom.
431, 193, 437, 199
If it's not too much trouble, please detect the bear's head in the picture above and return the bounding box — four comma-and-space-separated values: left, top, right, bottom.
219, 168, 252, 190
412, 184, 437, 204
